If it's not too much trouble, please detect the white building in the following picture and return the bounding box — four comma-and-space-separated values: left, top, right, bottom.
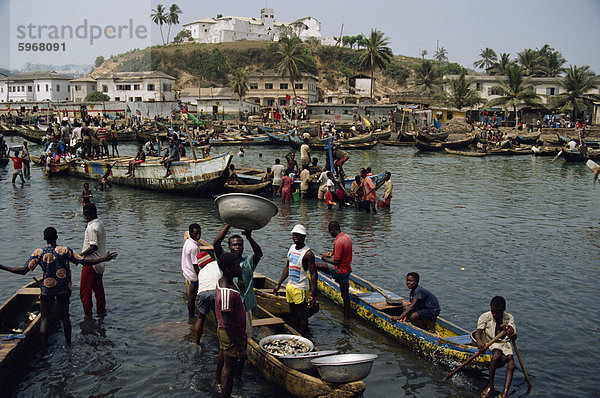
70, 76, 98, 102
0, 71, 73, 103
180, 86, 259, 117
183, 8, 328, 44
95, 71, 176, 102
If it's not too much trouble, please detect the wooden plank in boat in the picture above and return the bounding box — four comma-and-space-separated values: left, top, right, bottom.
439, 334, 474, 345
252, 317, 285, 327
370, 301, 403, 311
16, 287, 40, 295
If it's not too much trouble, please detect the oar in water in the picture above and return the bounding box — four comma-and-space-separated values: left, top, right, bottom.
445, 330, 507, 380
512, 340, 533, 392
551, 150, 562, 163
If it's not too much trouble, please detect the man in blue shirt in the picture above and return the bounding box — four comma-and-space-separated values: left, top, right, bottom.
391, 272, 440, 330
161, 139, 180, 177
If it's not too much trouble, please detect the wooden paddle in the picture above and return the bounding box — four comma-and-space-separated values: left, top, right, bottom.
512, 340, 533, 392
445, 330, 507, 380
551, 150, 562, 163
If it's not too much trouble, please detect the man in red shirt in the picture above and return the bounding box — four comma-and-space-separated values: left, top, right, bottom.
9, 148, 25, 184
318, 221, 352, 319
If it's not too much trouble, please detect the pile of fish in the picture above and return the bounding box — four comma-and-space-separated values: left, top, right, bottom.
262, 337, 311, 356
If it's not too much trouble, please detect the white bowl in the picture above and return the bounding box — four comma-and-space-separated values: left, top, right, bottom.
258, 334, 313, 357
214, 193, 278, 230
280, 350, 339, 372
311, 353, 377, 383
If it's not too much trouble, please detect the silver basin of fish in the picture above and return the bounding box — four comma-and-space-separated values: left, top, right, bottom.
311, 353, 378, 383
258, 334, 314, 357
214, 193, 278, 230
280, 350, 339, 372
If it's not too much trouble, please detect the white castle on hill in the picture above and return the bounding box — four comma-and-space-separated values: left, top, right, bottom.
182, 8, 336, 45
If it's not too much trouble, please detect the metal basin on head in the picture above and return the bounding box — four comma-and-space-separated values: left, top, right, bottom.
214, 193, 278, 230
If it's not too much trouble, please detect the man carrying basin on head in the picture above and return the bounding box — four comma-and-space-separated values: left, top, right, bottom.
273, 224, 318, 336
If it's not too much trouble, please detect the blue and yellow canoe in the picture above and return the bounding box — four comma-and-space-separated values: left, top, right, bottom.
316, 269, 492, 371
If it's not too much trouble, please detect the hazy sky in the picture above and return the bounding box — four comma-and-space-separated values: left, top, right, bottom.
2, 0, 599, 74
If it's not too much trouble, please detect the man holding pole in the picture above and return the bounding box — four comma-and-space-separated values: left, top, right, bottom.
474, 296, 517, 398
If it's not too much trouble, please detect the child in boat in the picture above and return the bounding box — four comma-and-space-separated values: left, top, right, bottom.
390, 272, 440, 330
474, 296, 517, 398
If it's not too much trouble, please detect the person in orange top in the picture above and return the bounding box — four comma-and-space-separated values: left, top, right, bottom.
318, 221, 352, 319
361, 168, 377, 214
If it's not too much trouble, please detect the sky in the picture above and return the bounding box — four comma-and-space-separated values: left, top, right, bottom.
1, 0, 599, 74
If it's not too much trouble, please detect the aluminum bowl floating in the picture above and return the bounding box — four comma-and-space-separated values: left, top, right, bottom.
311, 354, 378, 383
258, 334, 314, 357
280, 350, 339, 372
214, 193, 278, 231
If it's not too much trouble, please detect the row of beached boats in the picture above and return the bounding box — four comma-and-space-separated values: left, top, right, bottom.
1, 261, 495, 396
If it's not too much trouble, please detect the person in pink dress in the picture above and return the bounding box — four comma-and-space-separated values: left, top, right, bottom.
279, 172, 294, 202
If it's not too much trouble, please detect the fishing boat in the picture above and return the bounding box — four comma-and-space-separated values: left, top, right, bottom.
414, 138, 445, 151
0, 281, 42, 394
248, 304, 366, 397
415, 130, 449, 142
222, 180, 272, 194
253, 272, 291, 318
444, 148, 487, 157
443, 135, 477, 150
316, 270, 492, 371
67, 152, 233, 195
209, 135, 269, 146
532, 146, 561, 156
515, 132, 541, 145
561, 148, 600, 162
266, 131, 291, 144
0, 123, 17, 136
557, 134, 600, 148
372, 130, 391, 141
587, 160, 599, 183
289, 134, 376, 150
380, 140, 414, 147
30, 155, 73, 177
15, 126, 48, 144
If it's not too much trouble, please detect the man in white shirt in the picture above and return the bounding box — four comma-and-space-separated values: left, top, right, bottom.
80, 203, 107, 317
194, 254, 222, 343
271, 158, 285, 197
182, 223, 202, 319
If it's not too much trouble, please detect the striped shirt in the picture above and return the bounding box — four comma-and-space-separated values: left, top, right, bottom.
215, 283, 247, 341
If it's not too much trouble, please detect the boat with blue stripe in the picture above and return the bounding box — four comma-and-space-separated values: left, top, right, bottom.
316, 267, 492, 371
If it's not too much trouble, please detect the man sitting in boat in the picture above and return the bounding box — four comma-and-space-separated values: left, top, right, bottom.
390, 272, 440, 331
161, 139, 180, 178
226, 164, 240, 185
474, 296, 517, 398
273, 224, 317, 336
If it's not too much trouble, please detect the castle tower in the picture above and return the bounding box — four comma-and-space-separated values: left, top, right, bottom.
261, 8, 275, 29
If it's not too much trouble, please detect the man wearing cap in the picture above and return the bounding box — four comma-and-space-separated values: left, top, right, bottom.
273, 225, 317, 335
182, 223, 202, 319
318, 221, 352, 320
194, 251, 221, 343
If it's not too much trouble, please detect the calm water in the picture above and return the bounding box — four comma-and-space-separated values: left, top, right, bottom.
1, 136, 598, 397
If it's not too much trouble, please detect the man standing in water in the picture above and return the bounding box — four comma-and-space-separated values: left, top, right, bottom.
0, 227, 117, 358
214, 252, 246, 398
273, 224, 317, 335
474, 296, 517, 398
318, 221, 352, 320
181, 223, 202, 319
80, 203, 108, 317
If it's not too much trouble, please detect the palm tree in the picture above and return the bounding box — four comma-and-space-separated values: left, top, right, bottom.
517, 48, 541, 76
492, 53, 514, 75
229, 67, 249, 102
358, 29, 393, 102
487, 65, 542, 125
474, 48, 497, 70
434, 47, 448, 62
151, 4, 167, 45
444, 72, 483, 109
421, 49, 428, 59
412, 59, 442, 96
540, 51, 566, 77
549, 65, 600, 122
166, 4, 182, 44
274, 36, 312, 106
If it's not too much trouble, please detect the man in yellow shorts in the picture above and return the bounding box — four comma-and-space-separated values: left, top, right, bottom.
273, 224, 317, 335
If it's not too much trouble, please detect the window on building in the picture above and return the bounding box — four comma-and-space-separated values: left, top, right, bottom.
28, 86, 32, 92
266, 99, 274, 106
56, 85, 60, 92
265, 83, 273, 90
476, 83, 483, 91
279, 99, 286, 106
280, 83, 288, 90
447, 111, 453, 120
249, 83, 258, 90
46, 84, 49, 92
135, 97, 142, 102
162, 83, 171, 92
134, 84, 140, 90
115, 97, 120, 101
546, 87, 558, 96
75, 85, 80, 91
343, 109, 349, 115
117, 84, 131, 91
487, 87, 501, 96
102, 85, 108, 93
37, 84, 40, 91
128, 97, 134, 102
294, 83, 303, 90
147, 84, 155, 91
0, 88, 2, 93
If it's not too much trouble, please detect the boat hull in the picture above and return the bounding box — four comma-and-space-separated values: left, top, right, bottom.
316, 269, 492, 371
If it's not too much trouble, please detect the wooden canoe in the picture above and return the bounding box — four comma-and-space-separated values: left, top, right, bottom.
248, 305, 366, 397
30, 155, 73, 177
0, 281, 42, 394
15, 126, 47, 144
562, 148, 600, 162
414, 138, 444, 151
222, 180, 271, 194
380, 140, 414, 146
316, 267, 493, 371
416, 130, 449, 142
515, 132, 541, 145
532, 146, 561, 156
444, 148, 487, 157
253, 273, 291, 318
586, 160, 600, 183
